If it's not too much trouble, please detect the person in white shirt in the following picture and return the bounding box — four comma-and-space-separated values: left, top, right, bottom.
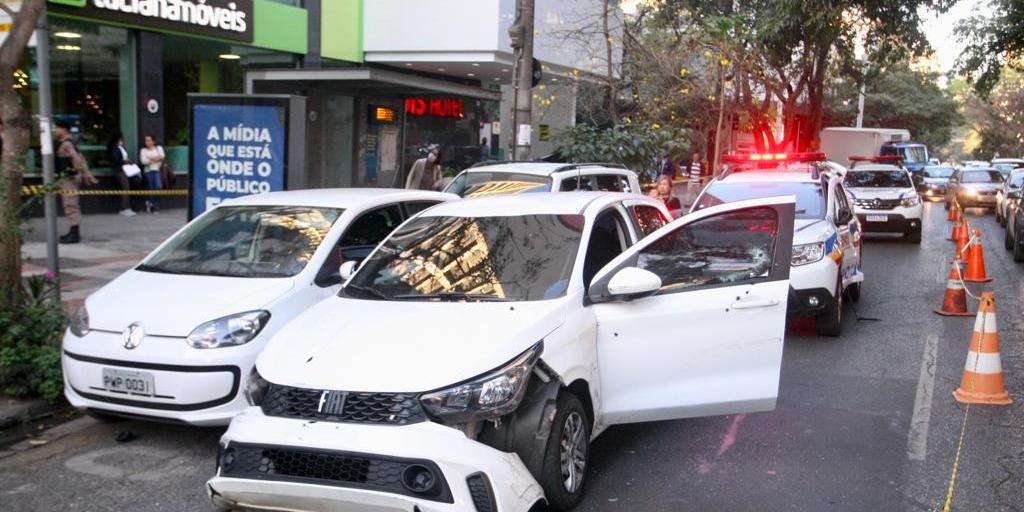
139, 135, 165, 214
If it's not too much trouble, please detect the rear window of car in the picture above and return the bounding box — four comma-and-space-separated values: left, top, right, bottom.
444, 171, 551, 197
924, 167, 954, 178
961, 171, 1003, 184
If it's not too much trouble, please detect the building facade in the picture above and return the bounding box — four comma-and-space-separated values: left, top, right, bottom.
21, 0, 617, 200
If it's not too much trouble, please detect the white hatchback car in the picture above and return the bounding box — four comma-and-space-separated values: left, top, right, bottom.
207, 192, 795, 511
443, 161, 642, 197
62, 188, 455, 425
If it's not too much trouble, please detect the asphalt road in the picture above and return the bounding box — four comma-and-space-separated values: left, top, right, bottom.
1, 202, 1021, 512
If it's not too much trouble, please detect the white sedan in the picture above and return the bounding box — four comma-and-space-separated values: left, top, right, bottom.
208, 192, 795, 511
62, 188, 456, 426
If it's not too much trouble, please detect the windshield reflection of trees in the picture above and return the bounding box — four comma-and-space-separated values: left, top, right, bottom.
360, 215, 584, 301
639, 209, 777, 291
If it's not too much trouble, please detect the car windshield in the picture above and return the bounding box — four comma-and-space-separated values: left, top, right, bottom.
992, 163, 1020, 174
924, 167, 954, 178
694, 182, 825, 219
1010, 172, 1024, 188
881, 145, 928, 163
444, 171, 551, 198
140, 205, 343, 278
961, 170, 1003, 184
845, 170, 912, 188
344, 214, 584, 301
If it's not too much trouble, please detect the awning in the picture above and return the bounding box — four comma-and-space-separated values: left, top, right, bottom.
245, 67, 501, 101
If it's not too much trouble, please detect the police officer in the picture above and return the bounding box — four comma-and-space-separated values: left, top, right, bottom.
54, 122, 98, 244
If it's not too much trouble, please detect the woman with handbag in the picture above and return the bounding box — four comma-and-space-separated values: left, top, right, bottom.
139, 134, 165, 214
108, 133, 139, 216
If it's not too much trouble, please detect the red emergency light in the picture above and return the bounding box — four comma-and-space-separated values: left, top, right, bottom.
722, 152, 827, 164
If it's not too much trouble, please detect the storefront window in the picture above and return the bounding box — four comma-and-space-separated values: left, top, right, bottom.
402, 97, 492, 173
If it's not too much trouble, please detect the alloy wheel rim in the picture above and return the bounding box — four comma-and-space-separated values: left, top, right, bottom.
560, 411, 587, 494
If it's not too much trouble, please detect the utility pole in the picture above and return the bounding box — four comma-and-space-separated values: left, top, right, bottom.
855, 63, 866, 128
35, 7, 60, 299
508, 0, 534, 161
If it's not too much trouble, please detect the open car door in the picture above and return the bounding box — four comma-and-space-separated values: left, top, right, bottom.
588, 196, 795, 425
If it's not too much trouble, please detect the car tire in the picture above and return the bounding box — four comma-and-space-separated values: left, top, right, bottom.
539, 392, 590, 511
1006, 227, 1014, 251
845, 281, 861, 303
1014, 230, 1024, 262
996, 208, 1005, 225
816, 277, 843, 337
944, 199, 950, 211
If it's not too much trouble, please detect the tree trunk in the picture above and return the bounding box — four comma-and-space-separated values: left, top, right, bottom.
0, 0, 47, 309
602, 0, 618, 124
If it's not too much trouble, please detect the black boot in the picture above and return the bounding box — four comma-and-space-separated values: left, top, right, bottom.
60, 226, 80, 244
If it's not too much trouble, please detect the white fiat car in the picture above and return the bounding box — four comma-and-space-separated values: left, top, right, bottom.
207, 192, 795, 511
844, 159, 924, 244
62, 188, 455, 425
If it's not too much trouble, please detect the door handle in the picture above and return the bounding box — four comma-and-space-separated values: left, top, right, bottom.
730, 298, 780, 310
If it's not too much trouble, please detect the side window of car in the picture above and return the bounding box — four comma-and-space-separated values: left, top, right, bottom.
583, 210, 629, 288
594, 174, 627, 192
403, 201, 440, 218
561, 175, 597, 192
315, 204, 404, 287
637, 207, 779, 293
631, 205, 668, 238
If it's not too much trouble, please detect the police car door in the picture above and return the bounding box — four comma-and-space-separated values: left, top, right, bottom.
589, 196, 794, 424
830, 179, 861, 287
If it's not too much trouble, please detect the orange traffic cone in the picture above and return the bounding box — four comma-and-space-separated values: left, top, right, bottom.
953, 292, 1012, 405
953, 204, 962, 223
964, 229, 992, 283
955, 225, 972, 257
934, 257, 974, 317
947, 203, 958, 222
948, 219, 965, 241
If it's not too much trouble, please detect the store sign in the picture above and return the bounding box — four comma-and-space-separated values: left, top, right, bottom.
190, 103, 285, 216
405, 98, 464, 118
49, 0, 254, 43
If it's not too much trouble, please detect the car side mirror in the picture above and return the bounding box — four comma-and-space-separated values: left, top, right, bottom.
606, 267, 661, 301
339, 260, 360, 282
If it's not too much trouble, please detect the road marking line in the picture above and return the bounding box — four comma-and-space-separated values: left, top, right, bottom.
908, 334, 938, 461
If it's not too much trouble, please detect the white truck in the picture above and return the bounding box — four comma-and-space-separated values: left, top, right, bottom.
819, 127, 912, 167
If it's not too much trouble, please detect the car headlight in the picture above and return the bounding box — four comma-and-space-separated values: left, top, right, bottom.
69, 305, 90, 337
900, 195, 921, 207
186, 310, 270, 349
791, 242, 825, 266
420, 341, 542, 423
243, 367, 270, 406
964, 188, 977, 196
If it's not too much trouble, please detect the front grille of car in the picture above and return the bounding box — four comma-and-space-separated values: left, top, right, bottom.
218, 442, 452, 503
854, 198, 901, 210
260, 384, 426, 425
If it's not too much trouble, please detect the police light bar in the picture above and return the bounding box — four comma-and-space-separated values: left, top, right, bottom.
722, 152, 827, 164
848, 155, 903, 163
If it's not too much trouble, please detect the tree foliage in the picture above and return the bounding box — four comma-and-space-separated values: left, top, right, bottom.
959, 70, 1024, 158
955, 0, 1024, 97
554, 123, 683, 180
824, 62, 962, 151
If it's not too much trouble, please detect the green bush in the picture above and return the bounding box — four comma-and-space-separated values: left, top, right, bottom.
0, 275, 67, 402
554, 124, 686, 182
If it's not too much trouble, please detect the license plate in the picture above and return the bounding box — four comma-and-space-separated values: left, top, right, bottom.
102, 368, 154, 396
866, 215, 888, 222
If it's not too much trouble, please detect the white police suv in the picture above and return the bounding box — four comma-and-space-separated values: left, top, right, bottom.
693, 153, 864, 336
844, 157, 924, 244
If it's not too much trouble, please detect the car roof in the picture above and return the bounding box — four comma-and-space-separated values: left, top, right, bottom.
220, 188, 457, 209
991, 158, 1024, 163
463, 162, 631, 177
960, 167, 999, 173
420, 191, 645, 217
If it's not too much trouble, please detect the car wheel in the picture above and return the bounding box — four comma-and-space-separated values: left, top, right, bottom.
845, 281, 861, 303
816, 277, 843, 337
1014, 230, 1024, 262
997, 208, 1005, 226
539, 392, 590, 511
1006, 226, 1014, 251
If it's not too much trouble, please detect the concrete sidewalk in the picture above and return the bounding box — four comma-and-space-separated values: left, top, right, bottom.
21, 210, 187, 307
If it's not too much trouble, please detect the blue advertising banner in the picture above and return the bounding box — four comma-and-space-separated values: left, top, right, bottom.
191, 104, 286, 217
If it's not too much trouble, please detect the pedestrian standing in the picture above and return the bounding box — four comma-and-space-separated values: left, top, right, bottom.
651, 174, 681, 212
405, 146, 441, 190
139, 135, 164, 214
108, 133, 138, 216
687, 151, 703, 205
480, 137, 491, 162
659, 152, 678, 179
54, 122, 98, 244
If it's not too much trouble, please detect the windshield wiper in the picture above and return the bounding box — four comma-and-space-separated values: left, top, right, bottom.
343, 284, 390, 300
392, 292, 509, 302
135, 263, 185, 274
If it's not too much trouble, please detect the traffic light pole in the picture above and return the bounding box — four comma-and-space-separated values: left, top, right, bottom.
35, 7, 60, 299
509, 0, 534, 161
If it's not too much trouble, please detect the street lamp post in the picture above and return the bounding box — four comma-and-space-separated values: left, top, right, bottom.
508, 0, 534, 161
35, 7, 60, 299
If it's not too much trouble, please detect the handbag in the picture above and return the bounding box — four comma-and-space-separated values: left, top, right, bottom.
160, 162, 176, 189
122, 164, 141, 178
